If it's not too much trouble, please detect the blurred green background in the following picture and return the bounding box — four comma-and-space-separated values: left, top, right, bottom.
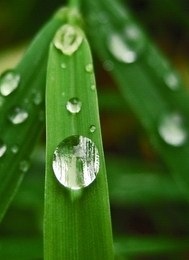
0, 0, 189, 259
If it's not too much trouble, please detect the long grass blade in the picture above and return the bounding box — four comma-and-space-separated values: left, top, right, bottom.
45, 11, 114, 259
82, 0, 189, 194
0, 8, 68, 221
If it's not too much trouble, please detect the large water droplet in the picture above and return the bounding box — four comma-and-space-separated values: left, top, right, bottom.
108, 24, 145, 64
9, 107, 28, 124
0, 141, 7, 158
158, 113, 187, 147
66, 98, 82, 114
19, 160, 30, 172
0, 70, 20, 96
53, 24, 83, 56
164, 73, 180, 91
89, 125, 96, 133
52, 135, 100, 190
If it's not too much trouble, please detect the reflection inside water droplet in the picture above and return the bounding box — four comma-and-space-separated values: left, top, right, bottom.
9, 107, 28, 124
53, 135, 100, 190
66, 98, 82, 114
0, 70, 20, 96
53, 24, 83, 56
158, 112, 187, 147
0, 141, 7, 158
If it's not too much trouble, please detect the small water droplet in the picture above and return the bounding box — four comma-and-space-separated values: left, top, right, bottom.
108, 33, 137, 64
32, 91, 42, 105
89, 125, 96, 133
61, 63, 67, 69
91, 84, 96, 91
0, 141, 7, 158
52, 135, 100, 190
9, 107, 28, 124
66, 98, 82, 114
54, 24, 83, 56
158, 112, 187, 147
19, 160, 30, 172
85, 64, 93, 73
11, 145, 19, 154
103, 60, 114, 71
0, 70, 20, 96
164, 73, 180, 91
108, 24, 145, 64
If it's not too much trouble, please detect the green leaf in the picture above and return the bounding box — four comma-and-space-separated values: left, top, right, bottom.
82, 0, 189, 194
0, 8, 68, 221
44, 12, 114, 260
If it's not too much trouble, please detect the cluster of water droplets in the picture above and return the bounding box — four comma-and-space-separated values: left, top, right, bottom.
158, 112, 187, 147
52, 135, 100, 190
108, 23, 145, 64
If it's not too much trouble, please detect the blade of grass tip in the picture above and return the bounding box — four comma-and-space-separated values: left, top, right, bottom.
82, 0, 189, 195
45, 9, 114, 260
0, 7, 69, 221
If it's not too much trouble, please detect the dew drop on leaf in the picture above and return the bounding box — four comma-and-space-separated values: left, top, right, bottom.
85, 64, 93, 73
91, 84, 96, 91
19, 160, 30, 172
164, 73, 180, 91
108, 24, 145, 64
89, 125, 96, 133
66, 98, 82, 114
11, 145, 19, 154
0, 70, 20, 96
52, 135, 100, 190
158, 112, 187, 147
61, 63, 67, 69
53, 24, 83, 56
9, 107, 28, 124
32, 91, 42, 105
0, 141, 7, 158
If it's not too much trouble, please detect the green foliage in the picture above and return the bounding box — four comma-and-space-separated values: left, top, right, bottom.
0, 0, 189, 259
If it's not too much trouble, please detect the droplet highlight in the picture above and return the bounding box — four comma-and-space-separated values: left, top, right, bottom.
0, 141, 7, 158
0, 70, 20, 96
52, 135, 100, 190
9, 107, 28, 124
53, 24, 83, 56
66, 98, 82, 114
158, 112, 187, 147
